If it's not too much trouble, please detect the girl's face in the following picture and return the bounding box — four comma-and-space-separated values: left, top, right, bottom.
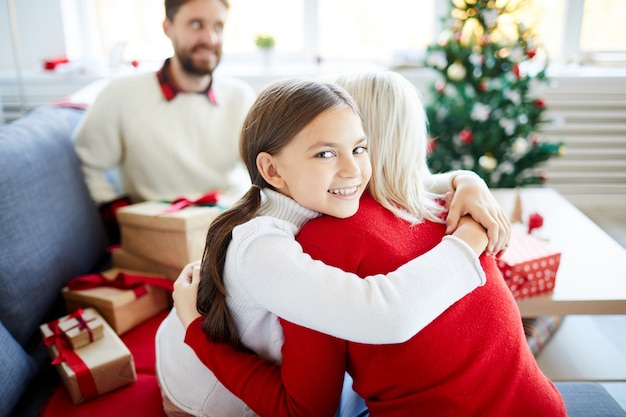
260, 106, 371, 219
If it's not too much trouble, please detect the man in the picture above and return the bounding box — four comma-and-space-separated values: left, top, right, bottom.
74, 0, 255, 227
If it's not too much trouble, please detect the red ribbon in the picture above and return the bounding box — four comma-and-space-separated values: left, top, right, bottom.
68, 271, 174, 298
158, 191, 220, 215
44, 311, 99, 401
60, 309, 98, 344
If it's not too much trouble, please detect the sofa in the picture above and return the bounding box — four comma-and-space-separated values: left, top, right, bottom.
0, 106, 169, 417
2, 105, 625, 417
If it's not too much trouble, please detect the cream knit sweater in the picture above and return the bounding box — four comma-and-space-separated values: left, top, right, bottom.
74, 71, 256, 204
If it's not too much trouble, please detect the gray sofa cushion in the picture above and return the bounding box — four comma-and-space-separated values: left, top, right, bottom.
0, 106, 108, 345
0, 321, 36, 417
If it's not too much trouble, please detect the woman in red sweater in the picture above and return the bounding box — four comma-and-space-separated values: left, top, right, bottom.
175, 71, 566, 416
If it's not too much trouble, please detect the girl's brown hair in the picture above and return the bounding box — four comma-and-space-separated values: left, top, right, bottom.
197, 78, 359, 348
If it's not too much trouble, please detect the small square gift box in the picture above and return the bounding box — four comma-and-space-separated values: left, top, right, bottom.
40, 308, 136, 404
497, 229, 562, 300
62, 268, 173, 335
116, 193, 222, 269
55, 309, 105, 350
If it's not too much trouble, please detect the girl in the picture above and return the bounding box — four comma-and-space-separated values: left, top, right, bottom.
174, 73, 566, 416
157, 78, 494, 416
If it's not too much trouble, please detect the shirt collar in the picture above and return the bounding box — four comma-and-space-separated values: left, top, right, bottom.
156, 58, 217, 104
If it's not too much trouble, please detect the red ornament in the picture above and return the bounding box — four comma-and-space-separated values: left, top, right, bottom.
478, 81, 487, 92
512, 64, 521, 79
131, 60, 140, 68
459, 129, 474, 144
527, 49, 537, 59
535, 98, 546, 109
527, 212, 544, 234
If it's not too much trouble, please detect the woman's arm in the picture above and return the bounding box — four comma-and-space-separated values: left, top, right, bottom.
181, 315, 345, 417
427, 170, 511, 255
174, 219, 487, 344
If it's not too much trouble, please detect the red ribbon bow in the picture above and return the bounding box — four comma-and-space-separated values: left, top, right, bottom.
159, 191, 220, 215
68, 271, 173, 298
527, 212, 544, 234
60, 308, 98, 344
44, 310, 99, 400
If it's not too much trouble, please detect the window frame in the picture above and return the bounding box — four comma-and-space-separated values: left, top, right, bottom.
61, 0, 625, 70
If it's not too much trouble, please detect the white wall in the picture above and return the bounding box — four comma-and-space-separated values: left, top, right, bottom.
0, 0, 67, 71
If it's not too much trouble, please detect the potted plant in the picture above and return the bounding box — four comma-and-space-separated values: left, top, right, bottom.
254, 34, 275, 69
254, 34, 275, 50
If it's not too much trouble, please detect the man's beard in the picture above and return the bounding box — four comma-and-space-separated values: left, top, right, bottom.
176, 45, 220, 76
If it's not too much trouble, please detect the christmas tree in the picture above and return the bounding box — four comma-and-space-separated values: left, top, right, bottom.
424, 0, 564, 188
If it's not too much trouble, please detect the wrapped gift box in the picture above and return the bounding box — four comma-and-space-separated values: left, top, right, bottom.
497, 230, 561, 300
56, 309, 105, 350
40, 308, 136, 404
116, 201, 221, 269
62, 268, 172, 335
111, 247, 181, 280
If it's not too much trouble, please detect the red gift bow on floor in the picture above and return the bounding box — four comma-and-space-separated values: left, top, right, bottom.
158, 190, 220, 215
68, 271, 174, 298
44, 309, 99, 401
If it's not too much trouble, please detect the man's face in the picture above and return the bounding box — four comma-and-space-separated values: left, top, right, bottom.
164, 0, 227, 76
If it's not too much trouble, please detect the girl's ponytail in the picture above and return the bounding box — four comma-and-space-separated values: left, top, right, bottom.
197, 185, 262, 348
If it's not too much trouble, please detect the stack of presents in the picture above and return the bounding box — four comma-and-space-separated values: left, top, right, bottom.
39, 190, 561, 408
40, 194, 222, 409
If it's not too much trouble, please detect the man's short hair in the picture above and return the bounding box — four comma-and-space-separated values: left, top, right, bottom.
165, 0, 230, 21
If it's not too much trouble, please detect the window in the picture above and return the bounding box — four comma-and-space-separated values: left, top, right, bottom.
580, 0, 626, 53
63, 0, 626, 69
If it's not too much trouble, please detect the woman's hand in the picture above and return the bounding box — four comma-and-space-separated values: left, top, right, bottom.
173, 260, 202, 330
445, 172, 511, 256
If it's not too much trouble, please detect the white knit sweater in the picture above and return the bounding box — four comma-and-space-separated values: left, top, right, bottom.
73, 71, 256, 204
156, 189, 486, 416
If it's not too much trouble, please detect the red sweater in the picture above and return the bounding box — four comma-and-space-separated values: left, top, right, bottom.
185, 193, 567, 416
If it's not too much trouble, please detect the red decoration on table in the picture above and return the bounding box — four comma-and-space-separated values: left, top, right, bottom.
497, 229, 561, 300
527, 212, 544, 234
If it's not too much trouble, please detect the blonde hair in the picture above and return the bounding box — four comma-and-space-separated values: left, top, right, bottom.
335, 71, 445, 224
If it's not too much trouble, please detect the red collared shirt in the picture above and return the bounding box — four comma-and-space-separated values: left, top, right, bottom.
156, 58, 217, 104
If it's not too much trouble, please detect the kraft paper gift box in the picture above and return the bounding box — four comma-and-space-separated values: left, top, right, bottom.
56, 309, 105, 350
497, 229, 561, 300
116, 200, 222, 269
40, 308, 136, 404
111, 247, 182, 280
62, 268, 172, 335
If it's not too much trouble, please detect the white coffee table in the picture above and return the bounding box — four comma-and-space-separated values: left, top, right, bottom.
491, 188, 626, 316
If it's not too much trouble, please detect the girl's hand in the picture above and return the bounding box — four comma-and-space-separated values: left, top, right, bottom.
173, 261, 202, 329
445, 172, 511, 256
452, 215, 489, 257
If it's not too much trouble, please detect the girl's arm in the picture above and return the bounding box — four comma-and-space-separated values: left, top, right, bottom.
174, 220, 487, 345
426, 170, 511, 255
